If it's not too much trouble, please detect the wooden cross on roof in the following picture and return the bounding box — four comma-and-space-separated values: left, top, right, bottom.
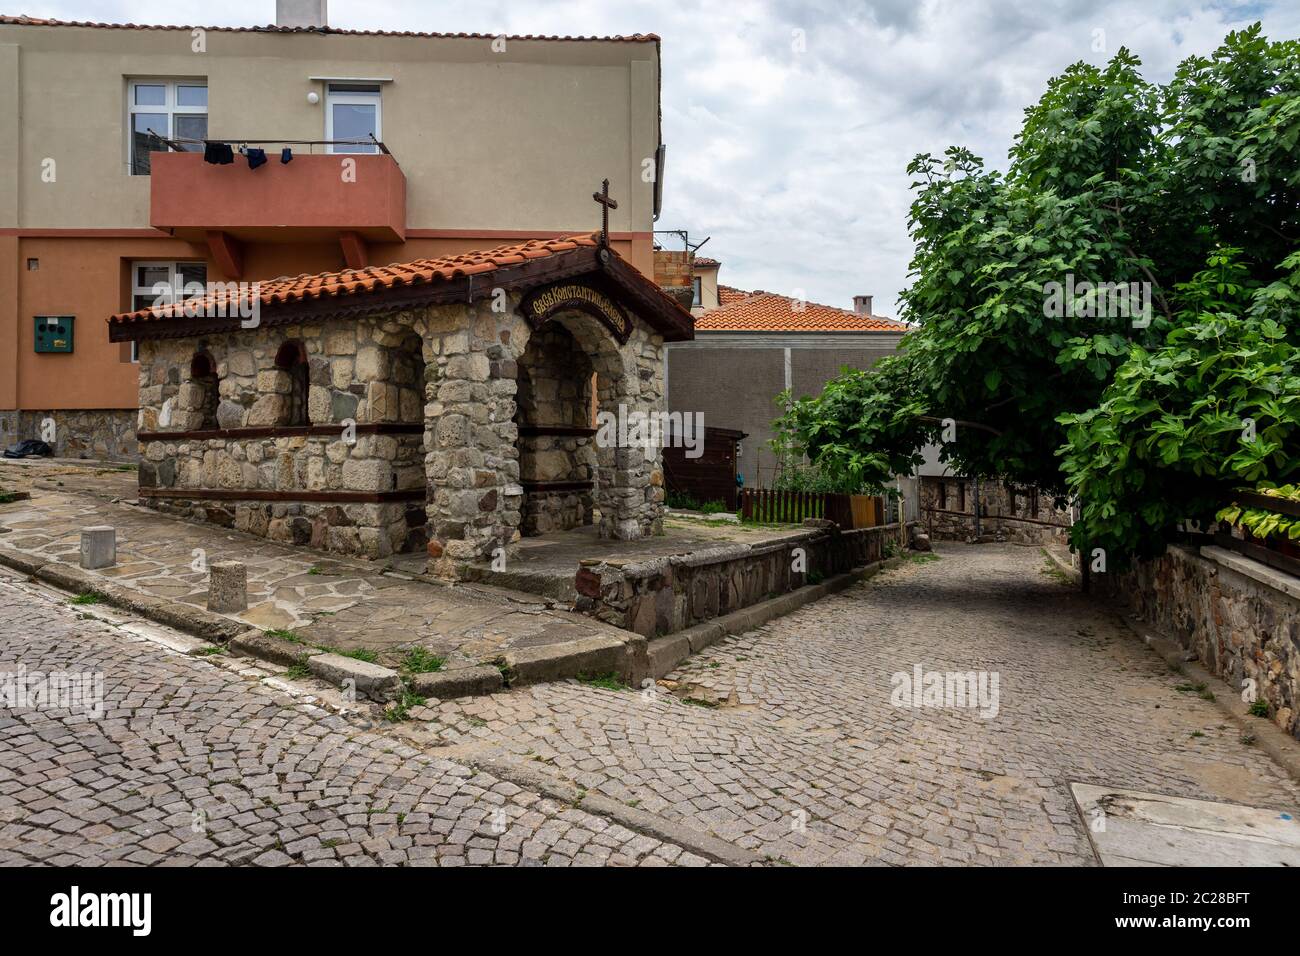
592, 178, 618, 248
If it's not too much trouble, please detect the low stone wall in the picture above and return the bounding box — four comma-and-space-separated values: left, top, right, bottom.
920, 476, 1070, 545
0, 409, 136, 462
1106, 544, 1300, 740
574, 521, 914, 637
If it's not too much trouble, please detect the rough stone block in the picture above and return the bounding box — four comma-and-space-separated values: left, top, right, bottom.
79, 526, 116, 570
207, 561, 248, 613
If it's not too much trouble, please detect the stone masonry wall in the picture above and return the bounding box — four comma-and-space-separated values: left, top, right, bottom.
576, 521, 915, 637
920, 476, 1070, 546
424, 294, 668, 577
133, 290, 669, 569
1107, 545, 1300, 740
136, 316, 427, 559
0, 409, 136, 462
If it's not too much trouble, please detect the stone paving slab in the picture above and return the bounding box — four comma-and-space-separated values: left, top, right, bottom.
1071, 784, 1300, 866
0, 461, 634, 676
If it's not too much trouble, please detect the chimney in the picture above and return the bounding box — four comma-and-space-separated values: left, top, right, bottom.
276, 0, 328, 28
853, 294, 873, 315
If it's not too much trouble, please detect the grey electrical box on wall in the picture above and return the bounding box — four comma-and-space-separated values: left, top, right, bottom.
34, 316, 74, 353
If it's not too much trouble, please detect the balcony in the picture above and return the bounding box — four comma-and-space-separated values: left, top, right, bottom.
149, 150, 406, 274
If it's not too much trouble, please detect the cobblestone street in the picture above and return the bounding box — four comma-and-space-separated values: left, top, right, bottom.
0, 573, 701, 867
1, 543, 1297, 866
426, 545, 1300, 865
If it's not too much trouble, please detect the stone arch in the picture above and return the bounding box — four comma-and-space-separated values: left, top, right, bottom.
188, 351, 219, 430
514, 321, 598, 535
518, 308, 652, 541
274, 340, 309, 426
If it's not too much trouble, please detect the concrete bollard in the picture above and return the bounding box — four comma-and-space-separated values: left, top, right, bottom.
207, 561, 248, 613
79, 526, 116, 570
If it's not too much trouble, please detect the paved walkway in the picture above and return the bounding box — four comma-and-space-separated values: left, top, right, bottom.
0, 573, 703, 866
0, 461, 628, 672
419, 545, 1300, 865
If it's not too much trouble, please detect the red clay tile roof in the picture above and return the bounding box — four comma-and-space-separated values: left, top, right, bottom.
0, 15, 659, 42
696, 288, 906, 333
718, 285, 748, 305
108, 233, 696, 343
110, 234, 604, 326
693, 257, 720, 268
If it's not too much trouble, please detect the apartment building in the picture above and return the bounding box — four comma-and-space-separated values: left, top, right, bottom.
657, 250, 907, 488
0, 4, 663, 458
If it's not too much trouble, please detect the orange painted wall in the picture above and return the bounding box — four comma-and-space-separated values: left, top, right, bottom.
0, 231, 654, 411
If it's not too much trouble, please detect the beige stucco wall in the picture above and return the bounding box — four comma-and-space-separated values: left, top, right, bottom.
0, 23, 660, 234
692, 264, 720, 313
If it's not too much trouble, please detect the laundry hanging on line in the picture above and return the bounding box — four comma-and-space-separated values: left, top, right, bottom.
203, 142, 235, 165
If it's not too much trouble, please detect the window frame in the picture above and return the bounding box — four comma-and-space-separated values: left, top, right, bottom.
692, 276, 703, 307
129, 260, 208, 362
325, 83, 383, 154
128, 79, 208, 176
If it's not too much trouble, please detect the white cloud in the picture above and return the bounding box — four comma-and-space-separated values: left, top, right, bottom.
27, 0, 1300, 315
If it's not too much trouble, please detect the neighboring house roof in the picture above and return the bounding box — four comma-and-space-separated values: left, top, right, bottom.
107, 233, 695, 342
696, 288, 907, 332
693, 257, 720, 268
0, 15, 659, 42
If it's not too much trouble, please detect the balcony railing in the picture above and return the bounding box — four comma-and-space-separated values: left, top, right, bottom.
149, 143, 406, 242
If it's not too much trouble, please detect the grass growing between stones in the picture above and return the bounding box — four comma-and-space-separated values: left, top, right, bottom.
401, 647, 445, 674
70, 591, 107, 606
576, 672, 629, 691
1249, 698, 1270, 718
384, 689, 426, 723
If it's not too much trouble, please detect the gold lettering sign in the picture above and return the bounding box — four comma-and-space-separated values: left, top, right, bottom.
521, 281, 633, 343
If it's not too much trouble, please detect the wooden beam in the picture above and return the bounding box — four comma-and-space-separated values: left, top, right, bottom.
140, 488, 425, 503
339, 231, 369, 270
205, 230, 244, 280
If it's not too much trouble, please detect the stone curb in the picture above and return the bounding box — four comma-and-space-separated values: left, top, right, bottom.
499, 634, 637, 687
308, 652, 404, 704
465, 752, 767, 867
409, 664, 504, 698
1115, 612, 1300, 786
1043, 546, 1081, 582
0, 547, 249, 644
644, 555, 906, 678
229, 629, 323, 667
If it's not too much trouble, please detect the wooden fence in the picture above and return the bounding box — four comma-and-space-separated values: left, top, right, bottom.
740, 489, 887, 528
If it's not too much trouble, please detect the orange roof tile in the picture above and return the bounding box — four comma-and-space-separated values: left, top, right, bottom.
696, 289, 906, 333
693, 257, 720, 268
0, 15, 659, 42
0, 15, 655, 42
110, 234, 603, 326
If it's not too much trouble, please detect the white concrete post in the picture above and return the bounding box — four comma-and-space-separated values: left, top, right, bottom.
79, 526, 116, 569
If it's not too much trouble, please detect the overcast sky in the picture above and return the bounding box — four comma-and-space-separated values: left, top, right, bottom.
22, 0, 1300, 316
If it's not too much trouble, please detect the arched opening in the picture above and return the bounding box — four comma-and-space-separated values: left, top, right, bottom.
514, 323, 598, 535
274, 341, 309, 426
189, 351, 219, 430
391, 331, 429, 552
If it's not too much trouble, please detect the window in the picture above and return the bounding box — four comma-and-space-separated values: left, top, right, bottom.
692, 277, 702, 307
326, 84, 381, 153
130, 260, 208, 361
129, 80, 208, 175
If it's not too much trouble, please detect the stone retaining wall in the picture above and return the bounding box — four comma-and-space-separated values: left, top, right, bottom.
574, 521, 915, 636
1106, 544, 1299, 740
0, 409, 136, 462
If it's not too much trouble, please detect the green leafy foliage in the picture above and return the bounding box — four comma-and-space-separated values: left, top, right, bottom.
777, 25, 1300, 562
